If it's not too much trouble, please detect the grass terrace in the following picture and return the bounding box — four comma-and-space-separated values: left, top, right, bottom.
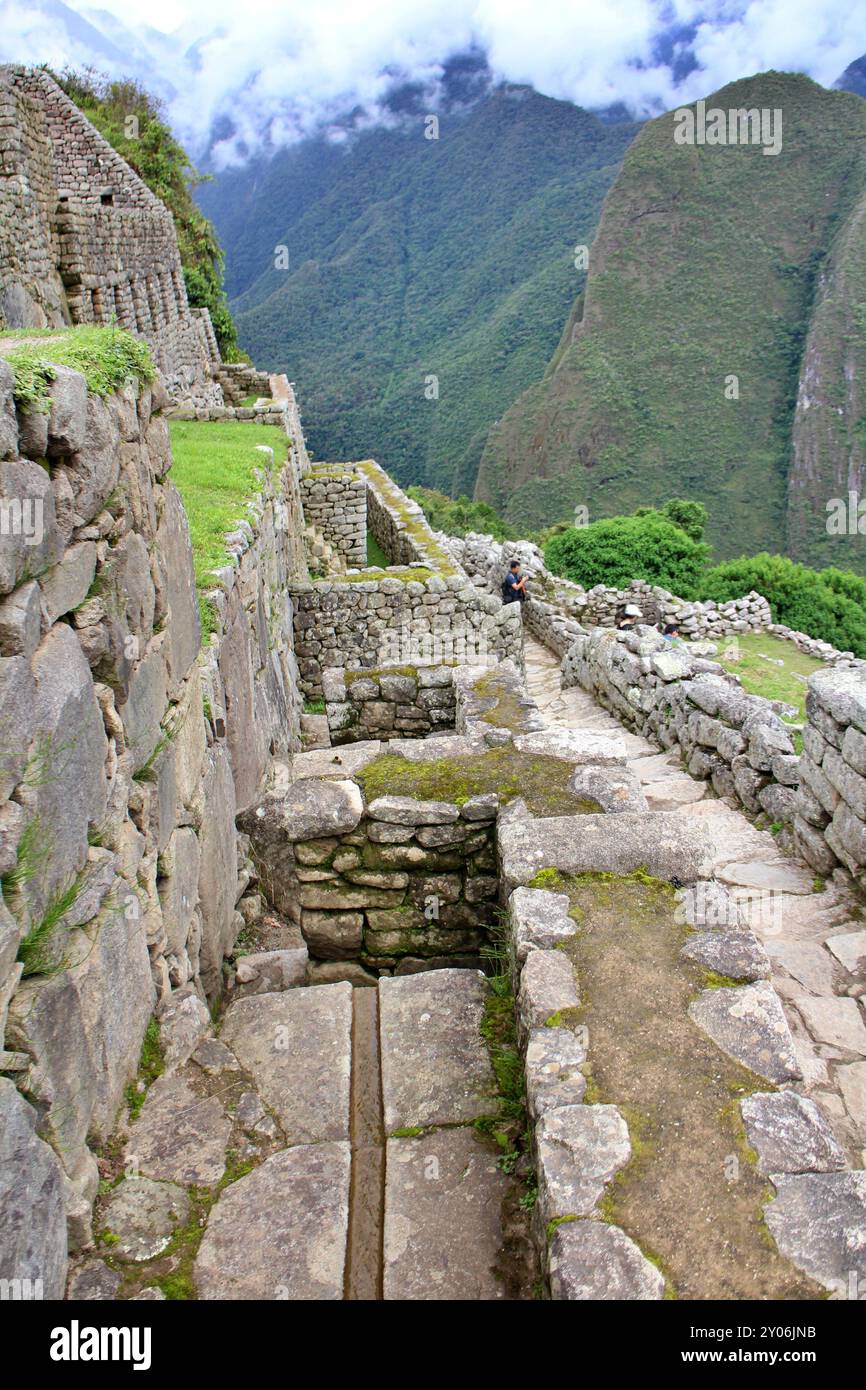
168, 419, 288, 636
0, 324, 154, 411
716, 631, 824, 730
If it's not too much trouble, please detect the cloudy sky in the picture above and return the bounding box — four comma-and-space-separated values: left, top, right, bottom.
1, 0, 863, 161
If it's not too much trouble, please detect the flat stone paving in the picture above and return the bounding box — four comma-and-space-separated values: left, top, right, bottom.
383, 1126, 508, 1300
524, 633, 866, 1164
220, 983, 353, 1144
378, 969, 498, 1130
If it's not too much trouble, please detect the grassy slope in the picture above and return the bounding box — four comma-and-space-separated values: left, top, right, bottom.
476, 73, 866, 566
198, 89, 638, 496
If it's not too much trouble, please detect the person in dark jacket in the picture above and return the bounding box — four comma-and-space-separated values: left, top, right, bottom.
501, 560, 527, 604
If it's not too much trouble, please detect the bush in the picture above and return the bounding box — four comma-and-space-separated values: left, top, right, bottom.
700, 553, 866, 658
544, 511, 709, 596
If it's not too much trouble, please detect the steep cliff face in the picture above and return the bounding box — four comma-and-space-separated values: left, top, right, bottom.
476, 73, 866, 565
786, 185, 866, 570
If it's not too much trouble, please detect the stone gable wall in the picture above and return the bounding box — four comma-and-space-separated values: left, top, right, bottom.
0, 67, 220, 407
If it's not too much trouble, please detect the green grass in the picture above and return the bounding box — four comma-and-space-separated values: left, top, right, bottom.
715, 632, 823, 726
365, 532, 390, 568
168, 420, 288, 616
125, 1018, 164, 1121
0, 325, 154, 412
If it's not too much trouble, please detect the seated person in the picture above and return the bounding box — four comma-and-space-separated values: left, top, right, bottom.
615, 603, 642, 630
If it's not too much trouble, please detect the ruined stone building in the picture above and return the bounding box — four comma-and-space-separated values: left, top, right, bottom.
0, 66, 221, 405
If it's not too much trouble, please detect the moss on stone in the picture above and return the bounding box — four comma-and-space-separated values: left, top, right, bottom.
357, 748, 602, 817
472, 669, 537, 733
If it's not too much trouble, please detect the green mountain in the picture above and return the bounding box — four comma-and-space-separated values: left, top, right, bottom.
197, 88, 638, 493
476, 72, 866, 569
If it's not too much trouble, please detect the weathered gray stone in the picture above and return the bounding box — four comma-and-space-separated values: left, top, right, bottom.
195, 1142, 351, 1299
549, 1220, 665, 1301
460, 793, 500, 821
379, 969, 497, 1129
67, 1260, 121, 1300
0, 1078, 67, 1299
793, 995, 866, 1053
192, 1038, 240, 1074
688, 983, 802, 1083
367, 795, 459, 825
0, 579, 40, 657
676, 881, 741, 931
383, 1128, 508, 1300
499, 812, 712, 893
764, 1171, 866, 1296
38, 541, 96, 624
568, 763, 647, 812
6, 971, 96, 1176
23, 623, 109, 911
46, 365, 87, 456
740, 1092, 846, 1175
196, 746, 238, 996
102, 1177, 190, 1261
535, 1105, 631, 1223
234, 947, 308, 996
525, 1027, 587, 1120
0, 458, 63, 595
308, 959, 378, 987
825, 931, 866, 974
681, 929, 770, 981
125, 1072, 231, 1185
63, 395, 120, 522
158, 990, 211, 1070
220, 984, 352, 1143
508, 887, 577, 964
242, 778, 363, 844
518, 949, 579, 1036
651, 648, 692, 681
158, 826, 200, 954
156, 483, 200, 690
116, 633, 169, 775
300, 910, 364, 959
513, 728, 626, 765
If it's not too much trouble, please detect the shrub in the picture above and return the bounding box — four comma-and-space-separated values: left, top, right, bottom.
544, 510, 709, 596
700, 553, 866, 658
407, 486, 517, 541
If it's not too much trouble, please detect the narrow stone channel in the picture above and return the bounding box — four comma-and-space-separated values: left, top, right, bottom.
345, 987, 385, 1300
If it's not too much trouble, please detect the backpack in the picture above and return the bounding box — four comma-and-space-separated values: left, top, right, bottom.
501, 577, 515, 602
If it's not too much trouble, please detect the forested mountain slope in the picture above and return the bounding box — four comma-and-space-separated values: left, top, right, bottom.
197, 87, 638, 493
476, 73, 866, 567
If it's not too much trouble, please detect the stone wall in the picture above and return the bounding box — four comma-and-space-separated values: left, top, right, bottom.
299, 465, 367, 568
564, 626, 801, 824
793, 667, 866, 882
322, 663, 457, 743
0, 356, 304, 1278
291, 467, 523, 699
0, 67, 220, 408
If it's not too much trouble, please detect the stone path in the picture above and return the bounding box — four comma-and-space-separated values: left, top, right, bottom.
524, 633, 866, 1164
73, 967, 514, 1300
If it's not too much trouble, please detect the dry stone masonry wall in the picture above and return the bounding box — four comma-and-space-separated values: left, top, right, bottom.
0, 67, 220, 408
299, 464, 367, 568
563, 625, 802, 827
0, 354, 307, 1288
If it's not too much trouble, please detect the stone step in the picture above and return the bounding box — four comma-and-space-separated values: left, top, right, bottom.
378, 968, 498, 1131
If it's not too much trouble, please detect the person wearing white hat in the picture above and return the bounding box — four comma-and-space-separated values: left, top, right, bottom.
616, 603, 642, 630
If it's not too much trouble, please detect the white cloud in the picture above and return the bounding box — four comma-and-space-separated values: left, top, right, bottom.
1, 0, 863, 161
